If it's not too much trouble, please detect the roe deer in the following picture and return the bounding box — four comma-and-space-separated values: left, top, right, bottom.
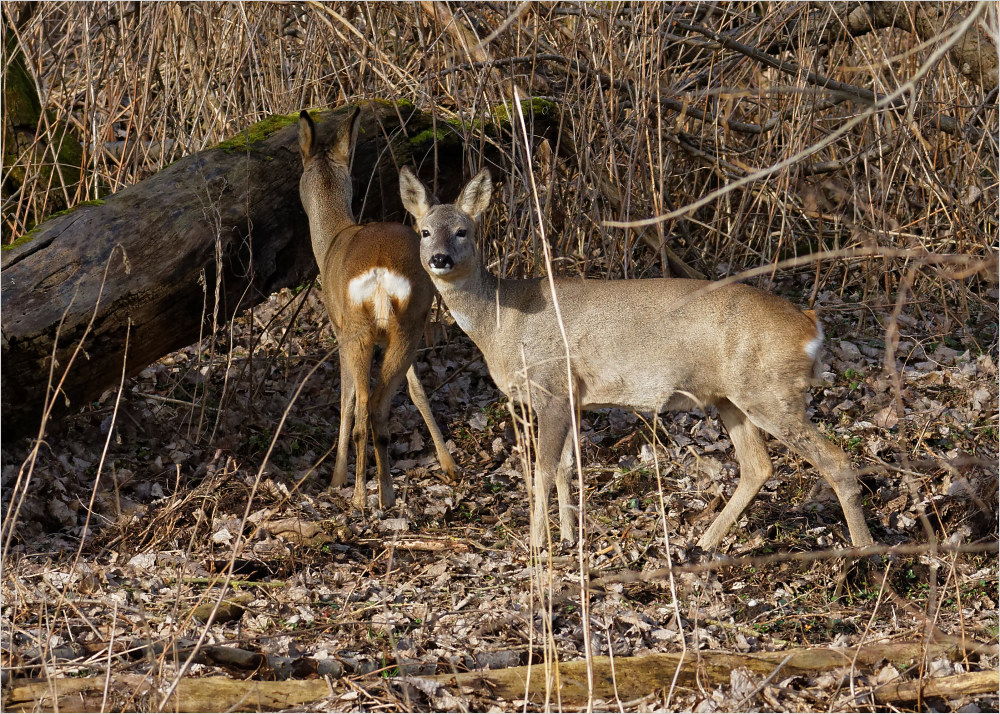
297, 108, 457, 510
399, 165, 874, 550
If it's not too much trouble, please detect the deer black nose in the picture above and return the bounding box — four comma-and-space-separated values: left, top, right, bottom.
429, 254, 454, 271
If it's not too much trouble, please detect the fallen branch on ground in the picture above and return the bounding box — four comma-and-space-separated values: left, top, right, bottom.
5, 639, 988, 712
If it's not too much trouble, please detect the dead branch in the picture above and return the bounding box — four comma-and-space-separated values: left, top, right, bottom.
852, 2, 998, 91
760, 2, 997, 92
6, 640, 987, 712
423, 639, 985, 706
3, 674, 332, 713
675, 20, 983, 143
872, 670, 1000, 704
588, 540, 1000, 582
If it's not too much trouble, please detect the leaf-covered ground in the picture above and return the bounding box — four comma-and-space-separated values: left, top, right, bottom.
2, 279, 997, 712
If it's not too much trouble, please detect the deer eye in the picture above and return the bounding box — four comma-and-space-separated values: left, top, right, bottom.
456, 229, 467, 238
421, 229, 430, 238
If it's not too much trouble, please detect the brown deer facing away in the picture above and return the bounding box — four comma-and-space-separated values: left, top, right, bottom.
297, 109, 457, 510
399, 166, 874, 550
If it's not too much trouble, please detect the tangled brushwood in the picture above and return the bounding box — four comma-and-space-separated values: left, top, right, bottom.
2, 2, 998, 712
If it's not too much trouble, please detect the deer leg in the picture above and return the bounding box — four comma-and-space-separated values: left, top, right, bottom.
368, 341, 414, 510
332, 356, 356, 489
780, 423, 873, 547
698, 399, 775, 550
555, 428, 578, 545
406, 366, 458, 479
532, 400, 573, 549
348, 341, 375, 511
744, 402, 874, 548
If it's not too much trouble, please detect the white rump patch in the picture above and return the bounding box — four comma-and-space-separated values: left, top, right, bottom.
348, 267, 412, 305
348, 268, 411, 328
804, 321, 824, 360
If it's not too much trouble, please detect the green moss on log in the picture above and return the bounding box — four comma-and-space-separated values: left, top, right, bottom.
2, 230, 38, 252
372, 98, 415, 111
409, 99, 557, 149
408, 126, 462, 148
213, 108, 325, 154
47, 198, 105, 218
3, 199, 106, 251
3, 27, 86, 229
491, 97, 559, 125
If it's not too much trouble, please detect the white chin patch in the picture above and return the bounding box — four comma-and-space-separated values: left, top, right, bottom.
429, 265, 453, 276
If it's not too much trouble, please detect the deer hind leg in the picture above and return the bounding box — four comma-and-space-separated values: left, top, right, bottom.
346, 339, 375, 511
740, 396, 874, 548
698, 399, 775, 550
332, 355, 356, 489
532, 400, 573, 549
368, 335, 419, 510
406, 366, 458, 479
555, 427, 577, 545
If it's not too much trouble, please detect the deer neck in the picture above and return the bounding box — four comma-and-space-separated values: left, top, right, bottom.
435, 265, 506, 347
307, 173, 355, 266
311, 216, 355, 266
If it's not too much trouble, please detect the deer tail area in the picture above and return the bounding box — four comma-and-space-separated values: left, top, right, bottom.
348, 267, 412, 330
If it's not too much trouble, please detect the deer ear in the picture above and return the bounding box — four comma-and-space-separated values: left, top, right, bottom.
332, 106, 361, 164
399, 166, 434, 220
297, 110, 316, 159
457, 168, 492, 219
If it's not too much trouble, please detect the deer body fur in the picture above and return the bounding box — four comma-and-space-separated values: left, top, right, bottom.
399, 165, 874, 550
298, 109, 457, 510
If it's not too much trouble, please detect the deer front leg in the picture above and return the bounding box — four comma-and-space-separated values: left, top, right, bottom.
406, 366, 459, 479
745, 400, 874, 548
531, 400, 573, 549
791, 425, 874, 547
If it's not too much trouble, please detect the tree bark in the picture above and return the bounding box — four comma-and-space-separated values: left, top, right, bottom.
0, 101, 542, 441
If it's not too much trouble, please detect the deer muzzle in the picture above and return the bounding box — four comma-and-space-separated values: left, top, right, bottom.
428, 253, 454, 274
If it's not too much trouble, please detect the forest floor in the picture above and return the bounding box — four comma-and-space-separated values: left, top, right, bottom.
2, 277, 998, 712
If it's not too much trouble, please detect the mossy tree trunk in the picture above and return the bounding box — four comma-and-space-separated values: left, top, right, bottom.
2, 22, 86, 236
1, 101, 556, 441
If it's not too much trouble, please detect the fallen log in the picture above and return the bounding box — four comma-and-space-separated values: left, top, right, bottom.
2, 674, 333, 713
1, 100, 549, 441
5, 639, 990, 712
424, 639, 993, 706
873, 670, 999, 704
